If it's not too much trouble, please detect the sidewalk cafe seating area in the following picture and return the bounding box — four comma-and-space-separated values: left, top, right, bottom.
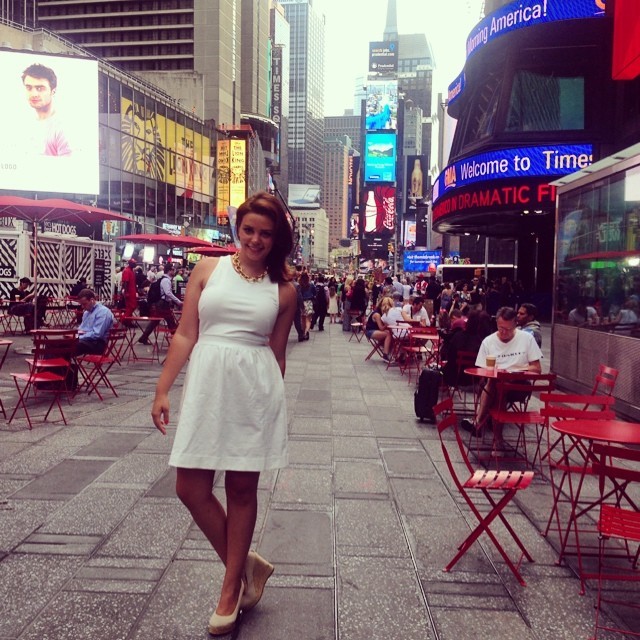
352, 322, 639, 634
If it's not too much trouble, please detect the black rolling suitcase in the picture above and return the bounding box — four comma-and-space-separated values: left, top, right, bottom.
414, 368, 440, 423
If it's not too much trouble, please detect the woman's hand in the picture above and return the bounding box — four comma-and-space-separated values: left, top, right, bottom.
151, 392, 170, 435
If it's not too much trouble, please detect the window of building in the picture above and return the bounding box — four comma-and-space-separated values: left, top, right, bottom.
506, 69, 585, 132
555, 162, 640, 335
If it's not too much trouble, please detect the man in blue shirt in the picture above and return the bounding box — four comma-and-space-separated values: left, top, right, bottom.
76, 288, 114, 356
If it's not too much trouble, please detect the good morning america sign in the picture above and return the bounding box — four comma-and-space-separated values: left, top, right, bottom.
448, 0, 605, 107
432, 144, 593, 204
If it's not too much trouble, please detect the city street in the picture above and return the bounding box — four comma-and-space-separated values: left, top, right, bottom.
0, 324, 635, 640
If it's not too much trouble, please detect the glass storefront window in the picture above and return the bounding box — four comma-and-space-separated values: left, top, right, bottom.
506, 70, 584, 132
556, 163, 640, 336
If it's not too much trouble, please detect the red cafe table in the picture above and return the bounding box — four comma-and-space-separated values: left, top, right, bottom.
550, 418, 640, 593
121, 316, 163, 363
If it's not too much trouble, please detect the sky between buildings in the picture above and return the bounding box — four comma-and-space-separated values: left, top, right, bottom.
321, 0, 485, 116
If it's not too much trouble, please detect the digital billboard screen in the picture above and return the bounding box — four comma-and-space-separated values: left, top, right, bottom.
364, 132, 396, 183
0, 50, 99, 194
365, 79, 398, 130
369, 41, 398, 73
361, 185, 396, 237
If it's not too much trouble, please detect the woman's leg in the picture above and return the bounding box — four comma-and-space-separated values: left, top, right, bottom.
218, 470, 259, 612
175, 468, 258, 614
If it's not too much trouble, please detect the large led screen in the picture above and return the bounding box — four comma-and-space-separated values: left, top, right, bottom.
365, 79, 398, 130
361, 185, 396, 237
364, 132, 397, 183
0, 50, 99, 194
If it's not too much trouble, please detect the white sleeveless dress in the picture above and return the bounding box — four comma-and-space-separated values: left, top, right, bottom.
169, 255, 288, 471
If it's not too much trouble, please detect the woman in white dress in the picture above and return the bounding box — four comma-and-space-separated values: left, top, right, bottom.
151, 192, 297, 636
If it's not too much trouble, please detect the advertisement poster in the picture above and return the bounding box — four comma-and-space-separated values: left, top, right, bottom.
216, 140, 230, 224
361, 185, 396, 237
0, 50, 99, 194
364, 132, 397, 183
122, 96, 210, 200
406, 155, 427, 210
229, 139, 247, 208
369, 41, 398, 73
365, 79, 398, 131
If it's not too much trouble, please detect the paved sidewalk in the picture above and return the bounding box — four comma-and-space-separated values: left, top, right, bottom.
0, 324, 636, 639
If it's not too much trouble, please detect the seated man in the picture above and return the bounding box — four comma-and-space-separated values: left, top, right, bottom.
401, 295, 430, 326
516, 302, 542, 347
8, 277, 47, 332
461, 306, 542, 448
76, 289, 114, 356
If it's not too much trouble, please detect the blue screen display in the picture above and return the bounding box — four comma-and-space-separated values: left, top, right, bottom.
364, 132, 397, 183
432, 144, 593, 204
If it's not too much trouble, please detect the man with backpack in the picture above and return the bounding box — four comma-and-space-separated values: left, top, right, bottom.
311, 274, 329, 331
137, 264, 183, 345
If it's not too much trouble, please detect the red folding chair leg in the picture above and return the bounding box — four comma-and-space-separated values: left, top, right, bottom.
445, 485, 534, 586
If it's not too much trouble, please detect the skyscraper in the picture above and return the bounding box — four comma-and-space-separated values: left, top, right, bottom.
323, 135, 350, 250
279, 0, 325, 188
383, 2, 435, 162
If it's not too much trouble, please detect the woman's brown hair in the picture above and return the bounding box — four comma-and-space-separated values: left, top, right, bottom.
236, 191, 293, 283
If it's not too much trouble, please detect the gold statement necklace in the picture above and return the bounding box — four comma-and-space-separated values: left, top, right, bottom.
232, 252, 268, 283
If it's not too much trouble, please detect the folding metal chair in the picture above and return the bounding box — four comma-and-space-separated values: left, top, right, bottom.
348, 310, 364, 342
591, 443, 640, 639
9, 335, 76, 429
77, 327, 127, 400
488, 371, 556, 467
590, 364, 619, 398
433, 397, 535, 586
364, 331, 385, 361
447, 349, 477, 415
539, 393, 617, 546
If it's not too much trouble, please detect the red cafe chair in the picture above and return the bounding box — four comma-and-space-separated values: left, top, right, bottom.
433, 397, 535, 586
9, 335, 76, 429
591, 443, 640, 639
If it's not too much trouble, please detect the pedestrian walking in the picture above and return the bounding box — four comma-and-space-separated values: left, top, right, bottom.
151, 191, 297, 636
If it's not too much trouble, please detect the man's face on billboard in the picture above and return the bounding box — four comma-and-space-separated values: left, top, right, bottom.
23, 75, 54, 113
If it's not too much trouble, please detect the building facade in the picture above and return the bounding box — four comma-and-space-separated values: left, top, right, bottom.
323, 135, 350, 251
280, 0, 325, 188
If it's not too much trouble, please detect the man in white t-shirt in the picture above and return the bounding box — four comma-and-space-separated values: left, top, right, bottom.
461, 307, 542, 446
402, 296, 430, 326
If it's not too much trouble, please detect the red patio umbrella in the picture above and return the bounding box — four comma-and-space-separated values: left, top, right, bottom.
118, 233, 213, 248
0, 195, 132, 329
186, 244, 238, 256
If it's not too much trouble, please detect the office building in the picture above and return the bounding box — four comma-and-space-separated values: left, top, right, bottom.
325, 114, 361, 156
270, 0, 291, 198
323, 135, 350, 250
280, 0, 325, 188
383, 2, 434, 162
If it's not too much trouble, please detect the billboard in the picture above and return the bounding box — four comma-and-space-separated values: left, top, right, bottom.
404, 250, 442, 273
0, 50, 99, 194
121, 96, 211, 200
229, 139, 247, 208
361, 185, 396, 237
364, 132, 397, 183
288, 184, 321, 208
406, 155, 428, 210
216, 140, 230, 224
365, 79, 398, 130
369, 41, 398, 73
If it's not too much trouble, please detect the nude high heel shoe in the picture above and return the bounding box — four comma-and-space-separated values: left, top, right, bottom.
240, 550, 274, 611
208, 583, 244, 636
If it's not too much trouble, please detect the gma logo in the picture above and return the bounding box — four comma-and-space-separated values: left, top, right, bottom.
444, 165, 457, 189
